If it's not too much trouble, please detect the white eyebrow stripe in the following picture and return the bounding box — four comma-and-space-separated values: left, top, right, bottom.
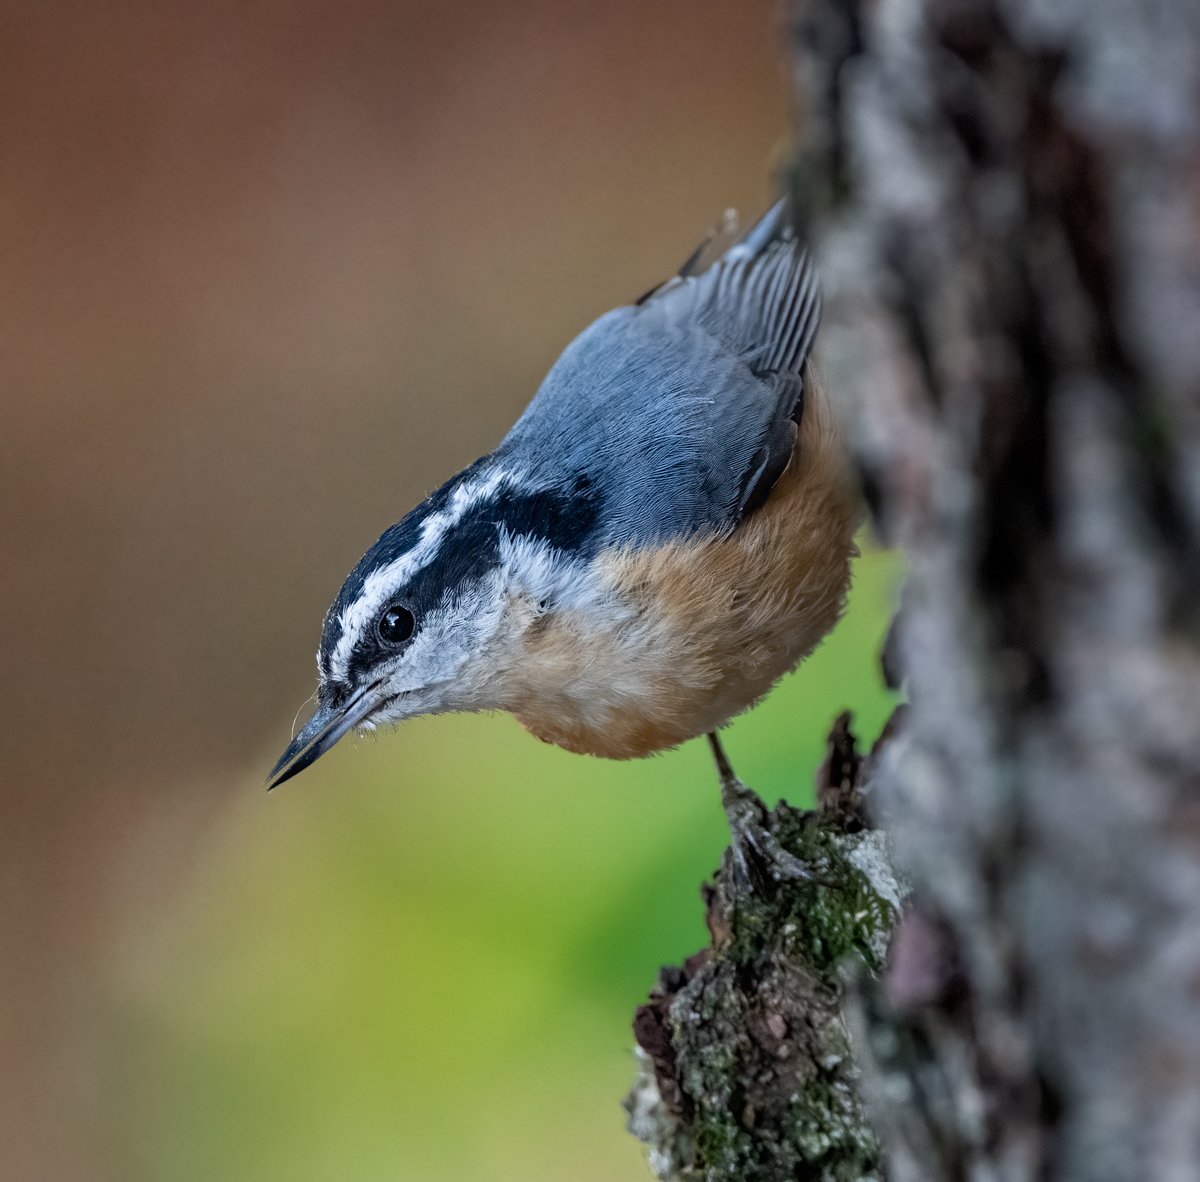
327, 467, 512, 682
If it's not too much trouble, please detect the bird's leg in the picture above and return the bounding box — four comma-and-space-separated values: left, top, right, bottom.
706, 731, 815, 895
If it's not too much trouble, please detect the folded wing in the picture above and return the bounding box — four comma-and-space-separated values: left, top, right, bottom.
501, 201, 821, 550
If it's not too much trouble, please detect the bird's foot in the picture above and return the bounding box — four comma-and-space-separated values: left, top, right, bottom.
706, 732, 816, 897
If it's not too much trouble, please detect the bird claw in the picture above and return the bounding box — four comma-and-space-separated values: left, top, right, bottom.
708, 732, 816, 896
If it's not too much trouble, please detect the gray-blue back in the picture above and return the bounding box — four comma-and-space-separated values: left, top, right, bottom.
498, 201, 819, 550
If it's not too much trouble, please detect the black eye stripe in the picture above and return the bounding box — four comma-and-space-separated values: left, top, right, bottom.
493, 474, 598, 552
328, 469, 603, 686
318, 457, 495, 673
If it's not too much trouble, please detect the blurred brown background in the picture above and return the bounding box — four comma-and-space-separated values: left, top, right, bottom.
0, 2, 791, 1177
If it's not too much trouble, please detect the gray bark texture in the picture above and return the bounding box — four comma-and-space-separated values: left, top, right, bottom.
624, 714, 909, 1181
627, 0, 1200, 1178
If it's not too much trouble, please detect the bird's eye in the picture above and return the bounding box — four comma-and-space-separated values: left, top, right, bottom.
378, 605, 415, 644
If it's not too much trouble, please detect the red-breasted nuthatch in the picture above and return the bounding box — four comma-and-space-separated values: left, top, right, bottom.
269, 199, 860, 879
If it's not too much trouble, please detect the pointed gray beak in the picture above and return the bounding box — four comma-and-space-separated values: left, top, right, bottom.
266, 679, 384, 790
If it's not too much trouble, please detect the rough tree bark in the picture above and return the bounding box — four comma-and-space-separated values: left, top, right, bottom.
624, 714, 908, 1181
627, 0, 1200, 1178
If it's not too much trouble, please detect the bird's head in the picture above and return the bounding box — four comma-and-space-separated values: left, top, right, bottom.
267, 463, 599, 788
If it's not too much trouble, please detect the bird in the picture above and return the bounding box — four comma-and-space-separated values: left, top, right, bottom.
268, 198, 862, 885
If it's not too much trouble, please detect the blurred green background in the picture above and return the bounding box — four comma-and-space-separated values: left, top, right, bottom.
0, 1, 898, 1178
107, 547, 898, 1182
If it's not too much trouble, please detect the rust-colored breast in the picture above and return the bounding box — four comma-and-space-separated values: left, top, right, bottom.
504, 374, 862, 759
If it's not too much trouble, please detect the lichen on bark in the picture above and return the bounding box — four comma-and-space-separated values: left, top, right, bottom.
624, 712, 907, 1182
786, 0, 1200, 1175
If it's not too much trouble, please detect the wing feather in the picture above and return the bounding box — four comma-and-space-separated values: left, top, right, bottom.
503, 199, 823, 547
660, 199, 820, 380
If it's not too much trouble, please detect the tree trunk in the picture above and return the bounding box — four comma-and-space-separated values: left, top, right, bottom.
627, 0, 1200, 1177
801, 0, 1200, 1176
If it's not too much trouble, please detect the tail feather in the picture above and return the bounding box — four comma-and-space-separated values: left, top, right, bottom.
642, 199, 820, 378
